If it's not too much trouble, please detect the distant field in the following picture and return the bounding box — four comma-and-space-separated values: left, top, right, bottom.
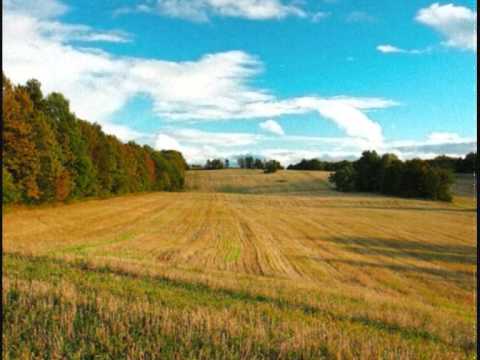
185, 169, 333, 194
3, 170, 477, 359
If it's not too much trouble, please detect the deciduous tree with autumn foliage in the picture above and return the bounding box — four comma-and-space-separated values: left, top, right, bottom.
2, 74, 187, 205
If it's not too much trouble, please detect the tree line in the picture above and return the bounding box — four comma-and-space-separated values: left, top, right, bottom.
425, 153, 477, 173
202, 156, 284, 173
287, 158, 352, 171
3, 75, 187, 205
288, 153, 477, 174
329, 151, 456, 201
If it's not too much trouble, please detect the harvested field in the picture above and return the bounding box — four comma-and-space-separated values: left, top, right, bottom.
3, 170, 477, 359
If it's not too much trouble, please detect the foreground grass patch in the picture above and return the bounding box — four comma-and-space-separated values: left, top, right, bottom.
3, 254, 475, 359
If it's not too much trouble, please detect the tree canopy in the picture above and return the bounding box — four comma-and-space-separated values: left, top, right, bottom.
3, 75, 187, 205
329, 151, 455, 202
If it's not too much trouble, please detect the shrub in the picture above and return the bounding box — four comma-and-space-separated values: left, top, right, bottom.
328, 164, 356, 192
264, 160, 283, 174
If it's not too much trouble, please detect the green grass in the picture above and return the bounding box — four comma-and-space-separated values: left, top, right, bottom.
4, 253, 473, 359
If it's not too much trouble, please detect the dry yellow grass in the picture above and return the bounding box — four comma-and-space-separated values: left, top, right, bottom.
185, 169, 333, 194
3, 170, 477, 359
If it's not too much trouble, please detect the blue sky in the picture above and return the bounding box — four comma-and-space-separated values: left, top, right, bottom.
3, 0, 477, 164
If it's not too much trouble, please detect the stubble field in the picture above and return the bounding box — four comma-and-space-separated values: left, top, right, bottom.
3, 169, 477, 359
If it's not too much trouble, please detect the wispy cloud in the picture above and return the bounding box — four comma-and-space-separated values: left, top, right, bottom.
4, 0, 68, 18
376, 44, 431, 54
154, 129, 263, 163
3, 1, 396, 147
415, 3, 476, 51
116, 0, 308, 22
259, 119, 285, 136
345, 11, 375, 23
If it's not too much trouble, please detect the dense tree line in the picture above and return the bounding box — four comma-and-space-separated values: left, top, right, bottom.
287, 158, 352, 171
204, 158, 227, 170
425, 153, 477, 173
329, 151, 455, 201
3, 75, 187, 205
288, 153, 477, 174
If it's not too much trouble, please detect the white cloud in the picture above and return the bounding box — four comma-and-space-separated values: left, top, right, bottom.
259, 119, 285, 135
376, 44, 431, 54
4, 0, 68, 19
165, 128, 262, 147
3, 0, 397, 148
123, 0, 307, 22
154, 129, 262, 164
155, 134, 183, 151
5, 0, 132, 43
426, 132, 464, 143
415, 3, 476, 51
153, 129, 377, 164
377, 44, 406, 53
152, 128, 476, 165
101, 123, 150, 143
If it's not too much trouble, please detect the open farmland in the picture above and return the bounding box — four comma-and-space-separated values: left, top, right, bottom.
3, 170, 477, 359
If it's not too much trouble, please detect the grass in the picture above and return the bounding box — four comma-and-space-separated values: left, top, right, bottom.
3, 170, 477, 359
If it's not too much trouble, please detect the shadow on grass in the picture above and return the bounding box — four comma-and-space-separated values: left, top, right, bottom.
325, 236, 476, 262
307, 236, 476, 288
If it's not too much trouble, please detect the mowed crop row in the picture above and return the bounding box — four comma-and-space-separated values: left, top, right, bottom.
3, 170, 477, 359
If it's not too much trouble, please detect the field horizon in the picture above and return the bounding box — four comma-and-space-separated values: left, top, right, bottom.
3, 169, 477, 359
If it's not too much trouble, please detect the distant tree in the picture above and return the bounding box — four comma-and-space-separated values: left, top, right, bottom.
254, 158, 264, 169
245, 156, 254, 169
328, 164, 356, 191
382, 159, 404, 195
225, 159, 230, 168
264, 160, 283, 173
288, 158, 353, 171
423, 167, 454, 201
329, 151, 454, 201
353, 150, 381, 192
204, 158, 224, 170
237, 157, 245, 169
458, 152, 477, 173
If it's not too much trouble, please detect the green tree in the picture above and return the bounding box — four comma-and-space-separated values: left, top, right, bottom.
264, 160, 283, 173
2, 167, 20, 204
329, 164, 356, 192
3, 78, 41, 202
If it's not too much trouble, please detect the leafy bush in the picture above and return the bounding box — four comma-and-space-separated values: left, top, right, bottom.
328, 164, 356, 191
264, 160, 283, 174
